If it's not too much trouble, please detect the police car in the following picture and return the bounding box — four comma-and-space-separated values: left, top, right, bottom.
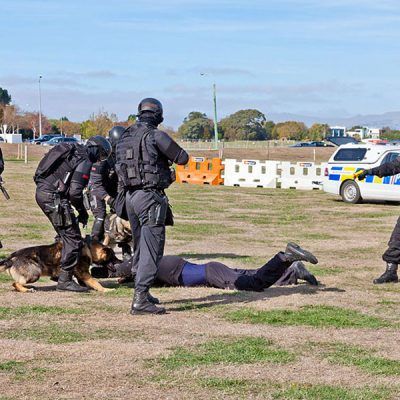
323, 143, 400, 203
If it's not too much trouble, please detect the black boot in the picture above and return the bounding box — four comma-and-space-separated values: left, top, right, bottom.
57, 270, 89, 292
147, 292, 160, 304
130, 290, 166, 315
283, 242, 318, 265
373, 263, 399, 284
292, 261, 318, 286
91, 218, 104, 242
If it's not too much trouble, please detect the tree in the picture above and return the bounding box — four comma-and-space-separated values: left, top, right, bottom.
263, 120, 275, 139
219, 109, 267, 141
308, 123, 329, 140
127, 114, 137, 123
80, 110, 117, 139
177, 111, 214, 140
272, 121, 308, 140
18, 112, 51, 138
381, 127, 400, 141
48, 119, 82, 136
0, 88, 11, 105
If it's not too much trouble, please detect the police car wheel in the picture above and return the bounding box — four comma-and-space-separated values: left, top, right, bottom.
340, 180, 361, 204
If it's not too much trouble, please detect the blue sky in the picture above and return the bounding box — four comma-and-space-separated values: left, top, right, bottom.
1, 0, 400, 127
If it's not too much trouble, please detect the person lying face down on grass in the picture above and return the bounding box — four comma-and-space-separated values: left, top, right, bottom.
92, 242, 319, 293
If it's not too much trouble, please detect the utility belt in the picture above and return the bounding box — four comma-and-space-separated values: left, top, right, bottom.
45, 193, 74, 228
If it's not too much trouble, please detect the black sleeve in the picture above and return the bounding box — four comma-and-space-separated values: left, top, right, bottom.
69, 160, 92, 213
88, 161, 109, 199
153, 130, 189, 165
0, 147, 4, 175
370, 157, 400, 177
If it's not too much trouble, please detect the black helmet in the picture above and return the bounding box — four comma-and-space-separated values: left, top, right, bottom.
108, 125, 125, 148
86, 135, 112, 161
138, 98, 163, 121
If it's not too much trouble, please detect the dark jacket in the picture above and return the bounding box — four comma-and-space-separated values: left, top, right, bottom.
155, 255, 186, 285
35, 144, 92, 214
89, 156, 118, 199
116, 121, 189, 190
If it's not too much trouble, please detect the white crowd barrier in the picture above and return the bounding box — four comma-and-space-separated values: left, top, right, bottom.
223, 159, 280, 188
279, 161, 327, 190
222, 159, 327, 190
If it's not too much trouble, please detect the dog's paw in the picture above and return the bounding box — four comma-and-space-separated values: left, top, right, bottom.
27, 287, 36, 293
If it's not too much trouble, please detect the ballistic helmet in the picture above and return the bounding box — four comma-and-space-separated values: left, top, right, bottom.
108, 125, 125, 148
138, 98, 163, 121
86, 135, 112, 161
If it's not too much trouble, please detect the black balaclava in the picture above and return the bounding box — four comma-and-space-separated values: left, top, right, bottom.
87, 145, 100, 163
138, 111, 163, 127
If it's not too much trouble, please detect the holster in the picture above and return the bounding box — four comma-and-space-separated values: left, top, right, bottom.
165, 204, 174, 226
45, 195, 73, 228
147, 191, 169, 226
83, 189, 91, 211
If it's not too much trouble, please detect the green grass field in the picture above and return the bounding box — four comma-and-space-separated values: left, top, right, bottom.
0, 159, 399, 399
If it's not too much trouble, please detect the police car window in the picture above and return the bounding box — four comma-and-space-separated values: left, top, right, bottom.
333, 148, 367, 161
382, 152, 400, 164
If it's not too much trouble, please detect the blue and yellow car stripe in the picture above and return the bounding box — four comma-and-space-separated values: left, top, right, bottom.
328, 166, 400, 185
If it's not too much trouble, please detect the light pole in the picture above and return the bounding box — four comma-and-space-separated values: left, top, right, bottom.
201, 73, 219, 150
38, 75, 43, 138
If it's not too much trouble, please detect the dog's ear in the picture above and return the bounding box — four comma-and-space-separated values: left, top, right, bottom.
100, 247, 115, 262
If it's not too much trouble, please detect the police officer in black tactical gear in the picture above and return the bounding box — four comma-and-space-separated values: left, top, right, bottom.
357, 161, 400, 284
115, 98, 189, 315
34, 136, 112, 292
88, 126, 124, 243
0, 146, 4, 249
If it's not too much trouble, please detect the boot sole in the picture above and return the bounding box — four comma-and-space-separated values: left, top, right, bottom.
287, 242, 318, 264
373, 279, 399, 284
130, 309, 166, 315
56, 288, 89, 293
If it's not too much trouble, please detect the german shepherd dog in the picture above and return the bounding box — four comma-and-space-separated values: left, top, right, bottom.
0, 239, 120, 293
103, 213, 132, 249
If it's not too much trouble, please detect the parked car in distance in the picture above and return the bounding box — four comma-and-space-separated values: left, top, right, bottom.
31, 134, 60, 145
42, 137, 78, 146
290, 141, 334, 148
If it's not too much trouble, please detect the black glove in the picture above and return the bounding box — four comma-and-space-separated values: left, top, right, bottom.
78, 209, 89, 226
357, 169, 372, 181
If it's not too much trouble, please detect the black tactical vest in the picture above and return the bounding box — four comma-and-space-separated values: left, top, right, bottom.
35, 144, 87, 194
115, 122, 172, 190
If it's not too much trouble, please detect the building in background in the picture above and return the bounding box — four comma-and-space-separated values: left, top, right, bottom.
329, 126, 347, 137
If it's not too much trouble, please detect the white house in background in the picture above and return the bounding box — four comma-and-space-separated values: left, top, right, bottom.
0, 133, 23, 143
344, 127, 382, 140
329, 126, 347, 137
347, 127, 368, 139
367, 128, 381, 139
0, 124, 23, 143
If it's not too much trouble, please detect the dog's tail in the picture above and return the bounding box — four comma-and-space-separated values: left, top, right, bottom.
0, 255, 14, 272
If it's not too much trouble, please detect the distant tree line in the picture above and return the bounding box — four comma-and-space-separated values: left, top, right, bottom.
2, 85, 398, 142
177, 109, 330, 141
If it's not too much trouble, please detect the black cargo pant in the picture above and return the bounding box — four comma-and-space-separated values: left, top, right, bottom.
383, 216, 400, 264
36, 190, 83, 271
90, 190, 107, 241
126, 189, 167, 292
199, 254, 290, 291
